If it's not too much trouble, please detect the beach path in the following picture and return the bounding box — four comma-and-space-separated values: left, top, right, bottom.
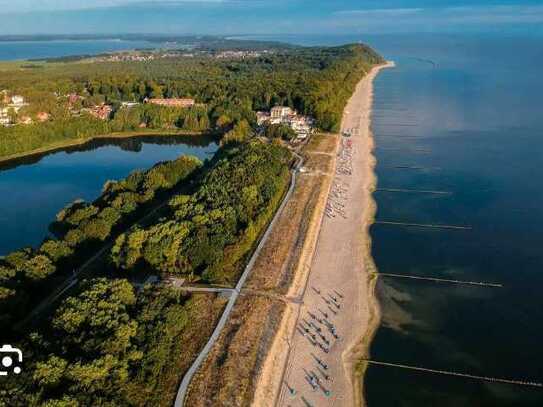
257, 62, 394, 407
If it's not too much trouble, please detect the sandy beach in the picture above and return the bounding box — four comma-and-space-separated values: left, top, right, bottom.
252, 61, 394, 407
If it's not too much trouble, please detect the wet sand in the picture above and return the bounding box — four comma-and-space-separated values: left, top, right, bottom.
252, 61, 394, 407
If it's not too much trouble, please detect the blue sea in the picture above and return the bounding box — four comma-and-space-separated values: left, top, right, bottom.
249, 32, 543, 405
0, 32, 542, 405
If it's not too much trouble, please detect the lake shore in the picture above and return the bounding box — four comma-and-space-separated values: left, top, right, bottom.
0, 129, 206, 165
252, 61, 394, 407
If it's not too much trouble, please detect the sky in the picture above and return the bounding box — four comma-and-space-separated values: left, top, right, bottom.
0, 0, 543, 35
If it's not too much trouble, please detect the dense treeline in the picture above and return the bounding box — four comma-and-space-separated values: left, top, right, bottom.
0, 155, 201, 332
262, 123, 297, 141
112, 141, 291, 283
0, 105, 210, 159
111, 104, 210, 132
2, 279, 207, 406
0, 44, 383, 159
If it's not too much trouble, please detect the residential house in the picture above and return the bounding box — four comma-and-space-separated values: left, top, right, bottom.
145, 98, 195, 108
270, 106, 294, 120
67, 93, 84, 106
1, 90, 10, 104
0, 108, 10, 125
256, 111, 271, 126
36, 112, 50, 122
84, 104, 113, 120
19, 116, 33, 125
10, 95, 25, 106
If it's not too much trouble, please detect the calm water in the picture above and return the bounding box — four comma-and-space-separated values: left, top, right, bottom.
0, 135, 218, 255
364, 35, 543, 405
0, 39, 157, 61
252, 32, 543, 404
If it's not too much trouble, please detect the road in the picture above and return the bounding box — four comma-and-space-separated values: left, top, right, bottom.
174, 152, 303, 407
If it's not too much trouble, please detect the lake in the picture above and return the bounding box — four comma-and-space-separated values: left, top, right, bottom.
0, 39, 158, 61
0, 135, 218, 255
1, 33, 541, 405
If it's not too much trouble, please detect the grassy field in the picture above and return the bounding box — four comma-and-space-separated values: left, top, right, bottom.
149, 293, 228, 407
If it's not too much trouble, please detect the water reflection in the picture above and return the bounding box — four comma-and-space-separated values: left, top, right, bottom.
365, 34, 543, 406
0, 134, 218, 171
0, 134, 219, 255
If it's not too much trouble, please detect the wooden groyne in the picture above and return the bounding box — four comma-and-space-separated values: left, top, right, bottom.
384, 166, 441, 171
375, 147, 431, 153
376, 188, 452, 195
413, 57, 438, 68
376, 123, 419, 127
374, 221, 472, 230
375, 273, 502, 288
375, 135, 423, 139
363, 360, 543, 388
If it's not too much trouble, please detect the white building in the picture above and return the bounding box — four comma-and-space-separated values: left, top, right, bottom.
256, 111, 271, 126
121, 101, 140, 108
1, 94, 28, 126
0, 108, 10, 125
257, 105, 314, 140
270, 106, 294, 120
10, 95, 25, 106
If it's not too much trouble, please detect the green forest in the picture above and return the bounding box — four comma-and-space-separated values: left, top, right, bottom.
0, 44, 383, 159
111, 141, 291, 283
0, 141, 293, 406
0, 155, 202, 332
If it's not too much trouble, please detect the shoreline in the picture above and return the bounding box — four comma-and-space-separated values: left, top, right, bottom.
0, 129, 206, 166
252, 61, 394, 407
338, 60, 395, 407
349, 61, 395, 407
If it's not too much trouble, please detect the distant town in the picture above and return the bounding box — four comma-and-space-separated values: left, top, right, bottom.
48, 48, 278, 64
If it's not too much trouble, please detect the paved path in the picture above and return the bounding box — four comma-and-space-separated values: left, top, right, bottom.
174, 152, 303, 407
177, 287, 235, 294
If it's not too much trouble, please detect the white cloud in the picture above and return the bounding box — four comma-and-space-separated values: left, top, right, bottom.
0, 0, 226, 14
435, 5, 543, 24
334, 8, 424, 17
327, 4, 543, 32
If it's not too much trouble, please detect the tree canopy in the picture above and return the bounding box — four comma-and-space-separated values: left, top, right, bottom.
0, 44, 383, 159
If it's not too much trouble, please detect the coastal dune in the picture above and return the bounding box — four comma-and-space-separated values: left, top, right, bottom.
252, 61, 394, 407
